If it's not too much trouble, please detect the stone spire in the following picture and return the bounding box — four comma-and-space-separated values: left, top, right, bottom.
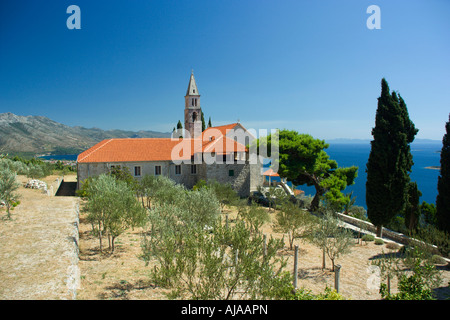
186, 70, 200, 96
184, 71, 202, 138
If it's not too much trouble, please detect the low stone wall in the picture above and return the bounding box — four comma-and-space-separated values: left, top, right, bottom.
66, 202, 80, 299
336, 212, 440, 253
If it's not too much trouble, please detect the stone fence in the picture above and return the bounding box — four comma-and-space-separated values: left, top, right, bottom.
336, 212, 440, 254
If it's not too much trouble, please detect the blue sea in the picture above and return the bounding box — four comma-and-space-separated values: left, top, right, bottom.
264, 141, 443, 209
39, 154, 78, 161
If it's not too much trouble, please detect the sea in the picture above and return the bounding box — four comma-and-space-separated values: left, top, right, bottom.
263, 141, 443, 209
41, 141, 443, 209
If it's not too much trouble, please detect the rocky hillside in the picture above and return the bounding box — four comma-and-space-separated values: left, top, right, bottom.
0, 112, 171, 155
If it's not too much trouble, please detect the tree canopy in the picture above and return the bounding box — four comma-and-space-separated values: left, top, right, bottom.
257, 129, 357, 211
436, 114, 450, 233
366, 78, 418, 236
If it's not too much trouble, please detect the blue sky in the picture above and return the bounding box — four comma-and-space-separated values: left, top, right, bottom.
1, 0, 449, 141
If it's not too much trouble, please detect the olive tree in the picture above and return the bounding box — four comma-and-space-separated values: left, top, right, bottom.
84, 174, 146, 253
0, 168, 21, 220
141, 189, 287, 299
308, 212, 354, 271
273, 201, 317, 250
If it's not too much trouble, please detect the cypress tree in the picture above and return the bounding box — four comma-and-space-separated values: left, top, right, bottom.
404, 181, 422, 234
436, 114, 450, 233
366, 78, 418, 237
201, 112, 206, 131
177, 120, 183, 130
208, 117, 212, 128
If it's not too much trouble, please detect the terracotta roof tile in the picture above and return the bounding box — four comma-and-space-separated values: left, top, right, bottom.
77, 128, 247, 164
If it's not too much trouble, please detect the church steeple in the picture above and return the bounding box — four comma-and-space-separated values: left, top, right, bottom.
186, 70, 199, 96
184, 71, 202, 138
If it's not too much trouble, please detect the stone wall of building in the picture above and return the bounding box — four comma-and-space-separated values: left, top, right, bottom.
77, 159, 264, 197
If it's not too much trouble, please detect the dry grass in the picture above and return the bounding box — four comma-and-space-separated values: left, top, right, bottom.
76, 205, 450, 300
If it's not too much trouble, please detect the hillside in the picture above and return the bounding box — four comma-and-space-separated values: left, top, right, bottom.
0, 112, 171, 155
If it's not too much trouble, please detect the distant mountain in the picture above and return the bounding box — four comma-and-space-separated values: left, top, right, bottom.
0, 112, 171, 155
326, 138, 441, 145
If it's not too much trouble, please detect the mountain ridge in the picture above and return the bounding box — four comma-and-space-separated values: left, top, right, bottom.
0, 112, 171, 155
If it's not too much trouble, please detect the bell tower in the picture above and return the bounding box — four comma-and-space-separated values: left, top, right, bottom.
184, 71, 202, 138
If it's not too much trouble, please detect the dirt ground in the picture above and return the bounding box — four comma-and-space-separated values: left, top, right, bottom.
76, 205, 450, 301
0, 173, 79, 300
1, 174, 449, 300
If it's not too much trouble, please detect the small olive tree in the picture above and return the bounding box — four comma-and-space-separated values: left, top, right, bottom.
84, 174, 146, 253
0, 168, 21, 220
141, 189, 288, 299
237, 203, 270, 234
273, 201, 317, 250
308, 212, 354, 271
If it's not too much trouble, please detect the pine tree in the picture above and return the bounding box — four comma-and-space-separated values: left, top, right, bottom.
208, 116, 212, 128
436, 114, 450, 233
177, 120, 183, 130
366, 78, 418, 237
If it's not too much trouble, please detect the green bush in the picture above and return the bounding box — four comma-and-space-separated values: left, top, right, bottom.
431, 255, 447, 265
385, 242, 400, 251
362, 234, 375, 242
375, 238, 384, 245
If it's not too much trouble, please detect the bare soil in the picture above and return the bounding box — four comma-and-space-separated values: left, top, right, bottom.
0, 174, 79, 300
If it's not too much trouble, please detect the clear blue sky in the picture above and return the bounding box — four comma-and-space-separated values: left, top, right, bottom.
1, 0, 449, 140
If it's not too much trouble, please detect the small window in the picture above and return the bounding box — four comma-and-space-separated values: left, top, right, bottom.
175, 165, 181, 175
134, 166, 141, 177
191, 164, 197, 175
229, 170, 234, 177
155, 166, 161, 175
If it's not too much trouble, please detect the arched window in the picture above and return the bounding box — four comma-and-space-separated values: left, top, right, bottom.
195, 98, 198, 106
192, 98, 194, 106
192, 112, 197, 122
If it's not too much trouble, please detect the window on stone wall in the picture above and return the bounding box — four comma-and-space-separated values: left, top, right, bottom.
229, 169, 234, 177
191, 164, 197, 175
175, 165, 181, 175
155, 166, 161, 175
134, 166, 141, 177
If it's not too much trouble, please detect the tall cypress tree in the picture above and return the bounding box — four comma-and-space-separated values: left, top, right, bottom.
201, 112, 206, 131
436, 114, 450, 233
366, 78, 418, 237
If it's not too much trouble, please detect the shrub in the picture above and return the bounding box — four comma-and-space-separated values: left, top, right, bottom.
431, 255, 447, 265
362, 234, 375, 242
375, 238, 384, 245
385, 242, 401, 251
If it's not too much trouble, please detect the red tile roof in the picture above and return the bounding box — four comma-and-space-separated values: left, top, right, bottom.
77, 125, 248, 163
203, 123, 239, 137
262, 168, 279, 177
